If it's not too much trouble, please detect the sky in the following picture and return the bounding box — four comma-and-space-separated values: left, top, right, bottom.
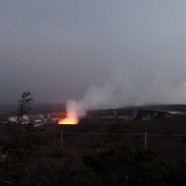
0, 0, 186, 106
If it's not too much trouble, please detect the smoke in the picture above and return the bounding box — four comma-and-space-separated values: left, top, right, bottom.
66, 85, 114, 118
65, 64, 186, 119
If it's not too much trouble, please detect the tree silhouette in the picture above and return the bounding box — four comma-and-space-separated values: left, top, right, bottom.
17, 91, 34, 123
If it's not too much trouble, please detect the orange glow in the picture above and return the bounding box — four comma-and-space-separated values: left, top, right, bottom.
58, 110, 79, 125
58, 100, 80, 125
58, 117, 78, 125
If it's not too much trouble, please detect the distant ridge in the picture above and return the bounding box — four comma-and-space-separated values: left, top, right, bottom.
0, 103, 65, 116
1, 104, 186, 118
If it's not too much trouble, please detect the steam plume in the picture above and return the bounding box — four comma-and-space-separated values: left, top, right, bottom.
65, 64, 186, 120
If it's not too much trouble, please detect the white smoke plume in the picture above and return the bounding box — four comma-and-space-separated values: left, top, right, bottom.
66, 85, 114, 118
65, 64, 186, 119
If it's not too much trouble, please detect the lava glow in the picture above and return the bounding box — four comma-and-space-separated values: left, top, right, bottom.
58, 110, 79, 125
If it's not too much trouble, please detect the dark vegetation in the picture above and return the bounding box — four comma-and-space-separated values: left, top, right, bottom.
0, 94, 185, 185
0, 117, 185, 185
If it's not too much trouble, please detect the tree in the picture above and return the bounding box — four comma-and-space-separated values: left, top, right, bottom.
16, 91, 34, 123
6, 91, 34, 148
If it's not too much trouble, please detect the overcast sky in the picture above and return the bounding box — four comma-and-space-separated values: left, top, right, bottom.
0, 0, 186, 105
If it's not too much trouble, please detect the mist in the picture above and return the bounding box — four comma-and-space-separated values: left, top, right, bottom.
0, 0, 186, 107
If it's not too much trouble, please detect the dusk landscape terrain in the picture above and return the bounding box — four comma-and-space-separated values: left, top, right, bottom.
0, 0, 186, 185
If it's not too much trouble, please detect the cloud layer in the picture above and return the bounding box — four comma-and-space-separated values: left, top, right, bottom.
0, 0, 186, 106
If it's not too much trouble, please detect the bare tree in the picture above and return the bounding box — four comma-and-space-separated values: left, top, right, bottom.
7, 91, 34, 148
17, 91, 34, 123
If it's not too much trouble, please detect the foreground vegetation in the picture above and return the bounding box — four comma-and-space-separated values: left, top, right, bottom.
0, 117, 185, 186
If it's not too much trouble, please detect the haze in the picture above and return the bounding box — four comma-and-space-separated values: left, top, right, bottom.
0, 0, 186, 106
